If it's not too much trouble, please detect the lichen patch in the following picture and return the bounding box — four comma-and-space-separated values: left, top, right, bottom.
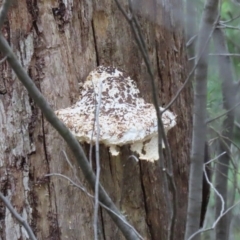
55, 66, 176, 161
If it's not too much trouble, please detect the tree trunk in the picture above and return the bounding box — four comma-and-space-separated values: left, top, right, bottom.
0, 0, 191, 239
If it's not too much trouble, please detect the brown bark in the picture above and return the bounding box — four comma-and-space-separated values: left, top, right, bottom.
0, 0, 191, 239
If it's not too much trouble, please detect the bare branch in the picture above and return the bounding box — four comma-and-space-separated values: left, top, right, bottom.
186, 34, 198, 48
163, 16, 218, 114
188, 199, 240, 240
187, 152, 240, 240
0, 192, 37, 240
114, 1, 178, 238
218, 23, 240, 30
59, 150, 143, 240
46, 173, 144, 240
93, 80, 103, 240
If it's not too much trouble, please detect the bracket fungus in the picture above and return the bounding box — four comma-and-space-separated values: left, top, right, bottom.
55, 66, 176, 161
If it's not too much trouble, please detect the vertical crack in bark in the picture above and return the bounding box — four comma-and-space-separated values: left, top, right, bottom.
41, 113, 61, 238
99, 207, 106, 240
155, 42, 164, 105
0, 79, 7, 95
26, 0, 41, 37
40, 113, 52, 198
91, 19, 100, 66
0, 19, 10, 95
107, 150, 114, 178
51, 182, 61, 239
41, 113, 50, 166
139, 162, 154, 239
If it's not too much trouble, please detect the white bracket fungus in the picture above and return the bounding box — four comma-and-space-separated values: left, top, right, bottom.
55, 66, 176, 161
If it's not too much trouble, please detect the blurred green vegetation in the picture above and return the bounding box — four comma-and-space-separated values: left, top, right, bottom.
186, 0, 240, 239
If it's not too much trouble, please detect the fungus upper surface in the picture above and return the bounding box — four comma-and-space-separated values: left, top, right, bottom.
55, 66, 176, 161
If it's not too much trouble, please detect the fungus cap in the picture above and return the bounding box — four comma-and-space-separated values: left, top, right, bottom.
55, 66, 176, 161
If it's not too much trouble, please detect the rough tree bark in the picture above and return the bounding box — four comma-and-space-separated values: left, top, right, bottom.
0, 0, 191, 239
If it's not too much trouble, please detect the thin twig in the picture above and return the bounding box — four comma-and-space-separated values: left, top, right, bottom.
0, 55, 7, 64
61, 150, 74, 169
209, 127, 238, 169
188, 199, 240, 240
114, 1, 177, 238
0, 192, 37, 240
189, 53, 240, 61
209, 53, 240, 57
214, 162, 238, 177
164, 15, 219, 113
46, 173, 144, 240
127, 1, 178, 238
201, 152, 240, 197
190, 53, 240, 61
93, 80, 103, 240
89, 80, 98, 168
218, 23, 240, 30
206, 102, 240, 124
128, 155, 139, 162
186, 34, 198, 48
60, 150, 143, 240
234, 121, 240, 130
187, 152, 240, 240
221, 13, 240, 24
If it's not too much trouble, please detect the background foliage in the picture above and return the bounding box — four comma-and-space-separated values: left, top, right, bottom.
195, 1, 240, 239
